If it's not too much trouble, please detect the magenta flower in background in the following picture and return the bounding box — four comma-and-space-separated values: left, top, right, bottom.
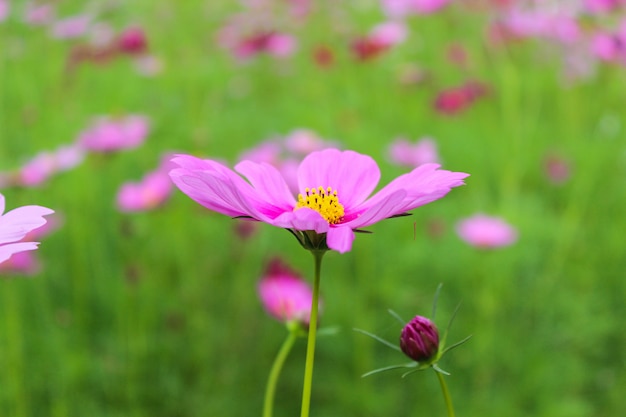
77, 115, 149, 152
0, 193, 54, 265
543, 154, 572, 185
456, 214, 517, 248
116, 26, 148, 55
591, 21, 626, 65
388, 137, 440, 168
170, 148, 468, 253
258, 257, 317, 325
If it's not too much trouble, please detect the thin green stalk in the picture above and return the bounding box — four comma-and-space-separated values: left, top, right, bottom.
263, 330, 298, 417
435, 370, 455, 417
299, 250, 325, 417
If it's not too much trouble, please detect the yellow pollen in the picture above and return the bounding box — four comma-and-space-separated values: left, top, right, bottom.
295, 186, 345, 224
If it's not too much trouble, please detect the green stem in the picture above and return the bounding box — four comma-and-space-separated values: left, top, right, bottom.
299, 250, 325, 417
263, 329, 298, 417
435, 370, 455, 417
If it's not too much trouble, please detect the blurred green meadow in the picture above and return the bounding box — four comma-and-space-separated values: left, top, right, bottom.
1, 1, 626, 416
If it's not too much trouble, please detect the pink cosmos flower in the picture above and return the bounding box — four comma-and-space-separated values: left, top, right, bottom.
388, 137, 440, 168
116, 26, 148, 55
258, 257, 317, 324
77, 115, 149, 152
170, 148, 468, 253
0, 193, 54, 265
456, 214, 517, 248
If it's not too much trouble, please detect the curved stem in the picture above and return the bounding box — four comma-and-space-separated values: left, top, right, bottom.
299, 250, 325, 417
263, 330, 298, 417
435, 370, 455, 417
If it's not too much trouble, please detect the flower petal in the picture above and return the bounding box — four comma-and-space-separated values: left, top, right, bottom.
326, 226, 355, 253
170, 155, 280, 220
344, 189, 407, 228
0, 242, 40, 264
297, 149, 380, 209
271, 208, 329, 234
0, 205, 54, 245
235, 160, 296, 211
357, 164, 468, 216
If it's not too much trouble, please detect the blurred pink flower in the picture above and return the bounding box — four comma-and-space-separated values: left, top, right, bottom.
382, 0, 451, 18
284, 129, 338, 156
116, 171, 173, 212
0, 193, 54, 265
15, 145, 85, 187
456, 214, 517, 248
543, 155, 572, 185
117, 26, 148, 55
0, 0, 9, 22
434, 80, 488, 115
77, 115, 149, 152
590, 21, 626, 64
24, 3, 55, 25
584, 0, 625, 13
170, 148, 468, 253
388, 137, 440, 168
51, 15, 91, 39
351, 21, 407, 61
258, 257, 317, 324
233, 31, 297, 59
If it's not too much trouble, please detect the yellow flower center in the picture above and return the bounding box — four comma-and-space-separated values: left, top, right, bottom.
295, 186, 345, 224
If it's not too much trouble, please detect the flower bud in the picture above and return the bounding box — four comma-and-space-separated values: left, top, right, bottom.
400, 316, 440, 363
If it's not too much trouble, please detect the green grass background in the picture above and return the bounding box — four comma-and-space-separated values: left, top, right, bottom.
1, 1, 625, 416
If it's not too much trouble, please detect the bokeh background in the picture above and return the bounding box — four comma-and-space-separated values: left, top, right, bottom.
1, 1, 625, 416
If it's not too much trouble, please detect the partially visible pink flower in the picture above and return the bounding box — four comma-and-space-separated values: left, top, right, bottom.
284, 129, 338, 156
230, 31, 297, 60
0, 193, 54, 265
351, 21, 407, 61
0, 0, 9, 22
388, 137, 440, 168
258, 257, 317, 325
434, 80, 488, 115
456, 214, 517, 248
15, 144, 85, 187
51, 15, 91, 39
584, 0, 625, 14
0, 212, 60, 275
170, 148, 468, 253
590, 22, 626, 64
116, 171, 173, 212
382, 0, 451, 18
24, 3, 55, 25
77, 115, 149, 152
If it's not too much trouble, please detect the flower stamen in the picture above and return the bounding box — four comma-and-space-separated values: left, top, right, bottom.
295, 186, 345, 224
